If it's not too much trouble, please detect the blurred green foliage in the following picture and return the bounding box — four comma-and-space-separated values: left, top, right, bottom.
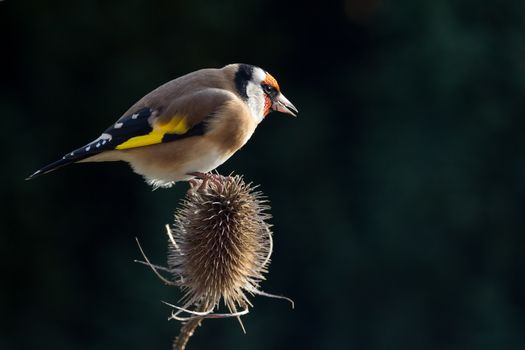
1, 0, 524, 349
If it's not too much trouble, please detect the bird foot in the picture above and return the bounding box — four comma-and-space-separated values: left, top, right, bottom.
187, 172, 223, 194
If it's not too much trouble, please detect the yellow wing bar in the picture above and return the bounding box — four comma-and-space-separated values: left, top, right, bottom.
116, 115, 189, 150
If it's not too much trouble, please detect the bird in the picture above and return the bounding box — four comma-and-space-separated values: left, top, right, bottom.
26, 63, 298, 189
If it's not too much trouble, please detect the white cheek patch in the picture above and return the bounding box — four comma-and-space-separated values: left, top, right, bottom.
245, 82, 265, 123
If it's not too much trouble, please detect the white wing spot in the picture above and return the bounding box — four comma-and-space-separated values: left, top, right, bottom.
114, 122, 123, 129
85, 146, 91, 151
131, 113, 139, 119
96, 143, 100, 148
91, 133, 112, 145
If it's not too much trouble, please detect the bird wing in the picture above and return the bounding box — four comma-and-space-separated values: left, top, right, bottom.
27, 88, 236, 179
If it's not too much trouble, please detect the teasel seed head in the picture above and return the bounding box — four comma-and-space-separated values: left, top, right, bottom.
166, 174, 293, 322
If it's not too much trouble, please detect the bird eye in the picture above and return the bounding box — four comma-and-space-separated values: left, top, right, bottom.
262, 84, 274, 95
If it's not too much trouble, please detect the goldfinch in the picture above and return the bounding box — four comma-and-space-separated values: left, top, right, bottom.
27, 64, 298, 188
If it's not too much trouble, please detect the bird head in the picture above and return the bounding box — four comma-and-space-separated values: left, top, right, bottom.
233, 64, 298, 122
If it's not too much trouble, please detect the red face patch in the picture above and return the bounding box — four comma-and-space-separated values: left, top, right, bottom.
263, 95, 272, 116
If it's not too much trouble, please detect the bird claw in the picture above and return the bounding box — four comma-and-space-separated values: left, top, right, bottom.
187, 172, 223, 194
188, 178, 202, 190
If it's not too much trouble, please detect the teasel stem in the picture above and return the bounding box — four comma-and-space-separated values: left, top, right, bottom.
172, 316, 203, 350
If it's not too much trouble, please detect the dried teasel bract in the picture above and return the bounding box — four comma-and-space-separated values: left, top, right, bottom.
136, 174, 292, 348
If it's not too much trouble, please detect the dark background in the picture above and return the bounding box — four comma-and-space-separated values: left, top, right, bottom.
2, 0, 525, 349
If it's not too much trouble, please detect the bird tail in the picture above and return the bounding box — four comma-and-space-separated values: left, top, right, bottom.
29, 139, 116, 180
26, 151, 94, 180
26, 131, 120, 180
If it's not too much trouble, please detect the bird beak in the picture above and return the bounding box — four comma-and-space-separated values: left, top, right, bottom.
273, 93, 298, 117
